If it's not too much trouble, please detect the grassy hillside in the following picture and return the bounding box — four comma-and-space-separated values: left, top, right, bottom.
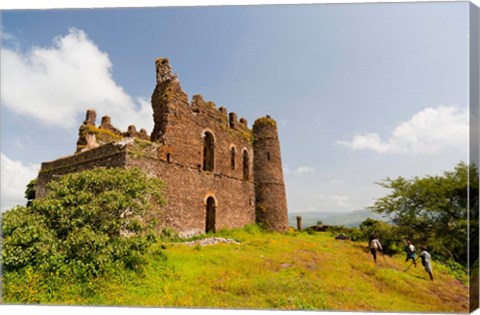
3, 226, 468, 312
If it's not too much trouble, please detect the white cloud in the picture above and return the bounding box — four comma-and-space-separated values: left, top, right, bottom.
337, 106, 468, 155
1, 28, 153, 132
1, 153, 40, 212
2, 32, 15, 42
311, 193, 353, 210
293, 166, 314, 176
284, 165, 314, 176
327, 178, 344, 185
330, 194, 351, 208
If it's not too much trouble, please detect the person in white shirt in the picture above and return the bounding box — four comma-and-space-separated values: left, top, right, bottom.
369, 234, 383, 263
419, 246, 434, 281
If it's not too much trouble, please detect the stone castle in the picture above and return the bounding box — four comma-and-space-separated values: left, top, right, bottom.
36, 58, 288, 236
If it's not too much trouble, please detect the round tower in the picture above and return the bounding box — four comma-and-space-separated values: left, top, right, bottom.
253, 116, 288, 231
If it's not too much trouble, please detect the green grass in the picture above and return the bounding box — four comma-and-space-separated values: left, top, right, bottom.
2, 227, 468, 312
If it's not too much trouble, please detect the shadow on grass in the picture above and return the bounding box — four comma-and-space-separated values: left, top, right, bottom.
351, 242, 370, 254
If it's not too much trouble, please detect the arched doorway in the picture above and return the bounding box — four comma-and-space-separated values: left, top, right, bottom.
205, 196, 216, 233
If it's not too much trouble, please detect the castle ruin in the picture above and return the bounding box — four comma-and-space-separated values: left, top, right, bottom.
36, 58, 288, 236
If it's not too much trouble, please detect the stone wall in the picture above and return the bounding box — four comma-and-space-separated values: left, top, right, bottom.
36, 141, 129, 198
146, 58, 257, 235
36, 138, 256, 236
150, 58, 254, 182
125, 141, 255, 236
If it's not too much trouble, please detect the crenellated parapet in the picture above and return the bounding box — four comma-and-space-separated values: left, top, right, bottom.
83, 109, 97, 125
239, 117, 248, 128
190, 95, 251, 136
191, 94, 222, 118
75, 110, 149, 153
126, 125, 149, 141
99, 116, 122, 135
150, 58, 253, 149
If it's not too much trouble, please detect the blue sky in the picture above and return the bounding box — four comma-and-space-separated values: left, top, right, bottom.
0, 2, 470, 213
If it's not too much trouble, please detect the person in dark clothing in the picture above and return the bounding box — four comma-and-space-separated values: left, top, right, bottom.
404, 240, 417, 268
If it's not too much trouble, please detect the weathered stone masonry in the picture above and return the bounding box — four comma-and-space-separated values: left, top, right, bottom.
36, 58, 289, 235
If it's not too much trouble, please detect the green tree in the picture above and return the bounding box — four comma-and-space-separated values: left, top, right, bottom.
24, 179, 37, 207
369, 162, 478, 266
359, 218, 402, 255
2, 167, 166, 275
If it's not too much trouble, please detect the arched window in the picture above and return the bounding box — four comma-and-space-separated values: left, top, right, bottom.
243, 150, 249, 180
230, 146, 236, 170
205, 196, 216, 233
203, 131, 214, 171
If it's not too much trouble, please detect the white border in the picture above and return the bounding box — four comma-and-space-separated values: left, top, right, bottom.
0, 0, 472, 10
0, 1, 478, 315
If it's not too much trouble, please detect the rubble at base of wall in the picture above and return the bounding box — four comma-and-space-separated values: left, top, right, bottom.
181, 237, 241, 247
177, 229, 204, 239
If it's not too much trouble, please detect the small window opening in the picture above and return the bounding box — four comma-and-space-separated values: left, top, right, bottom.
167, 153, 171, 163
230, 147, 236, 170
243, 150, 249, 180
267, 152, 271, 161
203, 132, 215, 171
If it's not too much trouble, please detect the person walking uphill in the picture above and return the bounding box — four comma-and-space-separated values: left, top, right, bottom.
404, 240, 417, 268
369, 235, 383, 263
419, 246, 434, 281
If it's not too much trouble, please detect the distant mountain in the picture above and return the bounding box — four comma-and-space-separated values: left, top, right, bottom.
288, 209, 388, 228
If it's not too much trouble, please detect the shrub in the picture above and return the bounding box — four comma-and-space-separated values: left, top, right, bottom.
325, 225, 355, 237
2, 167, 166, 277
359, 219, 402, 255
1, 206, 57, 269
